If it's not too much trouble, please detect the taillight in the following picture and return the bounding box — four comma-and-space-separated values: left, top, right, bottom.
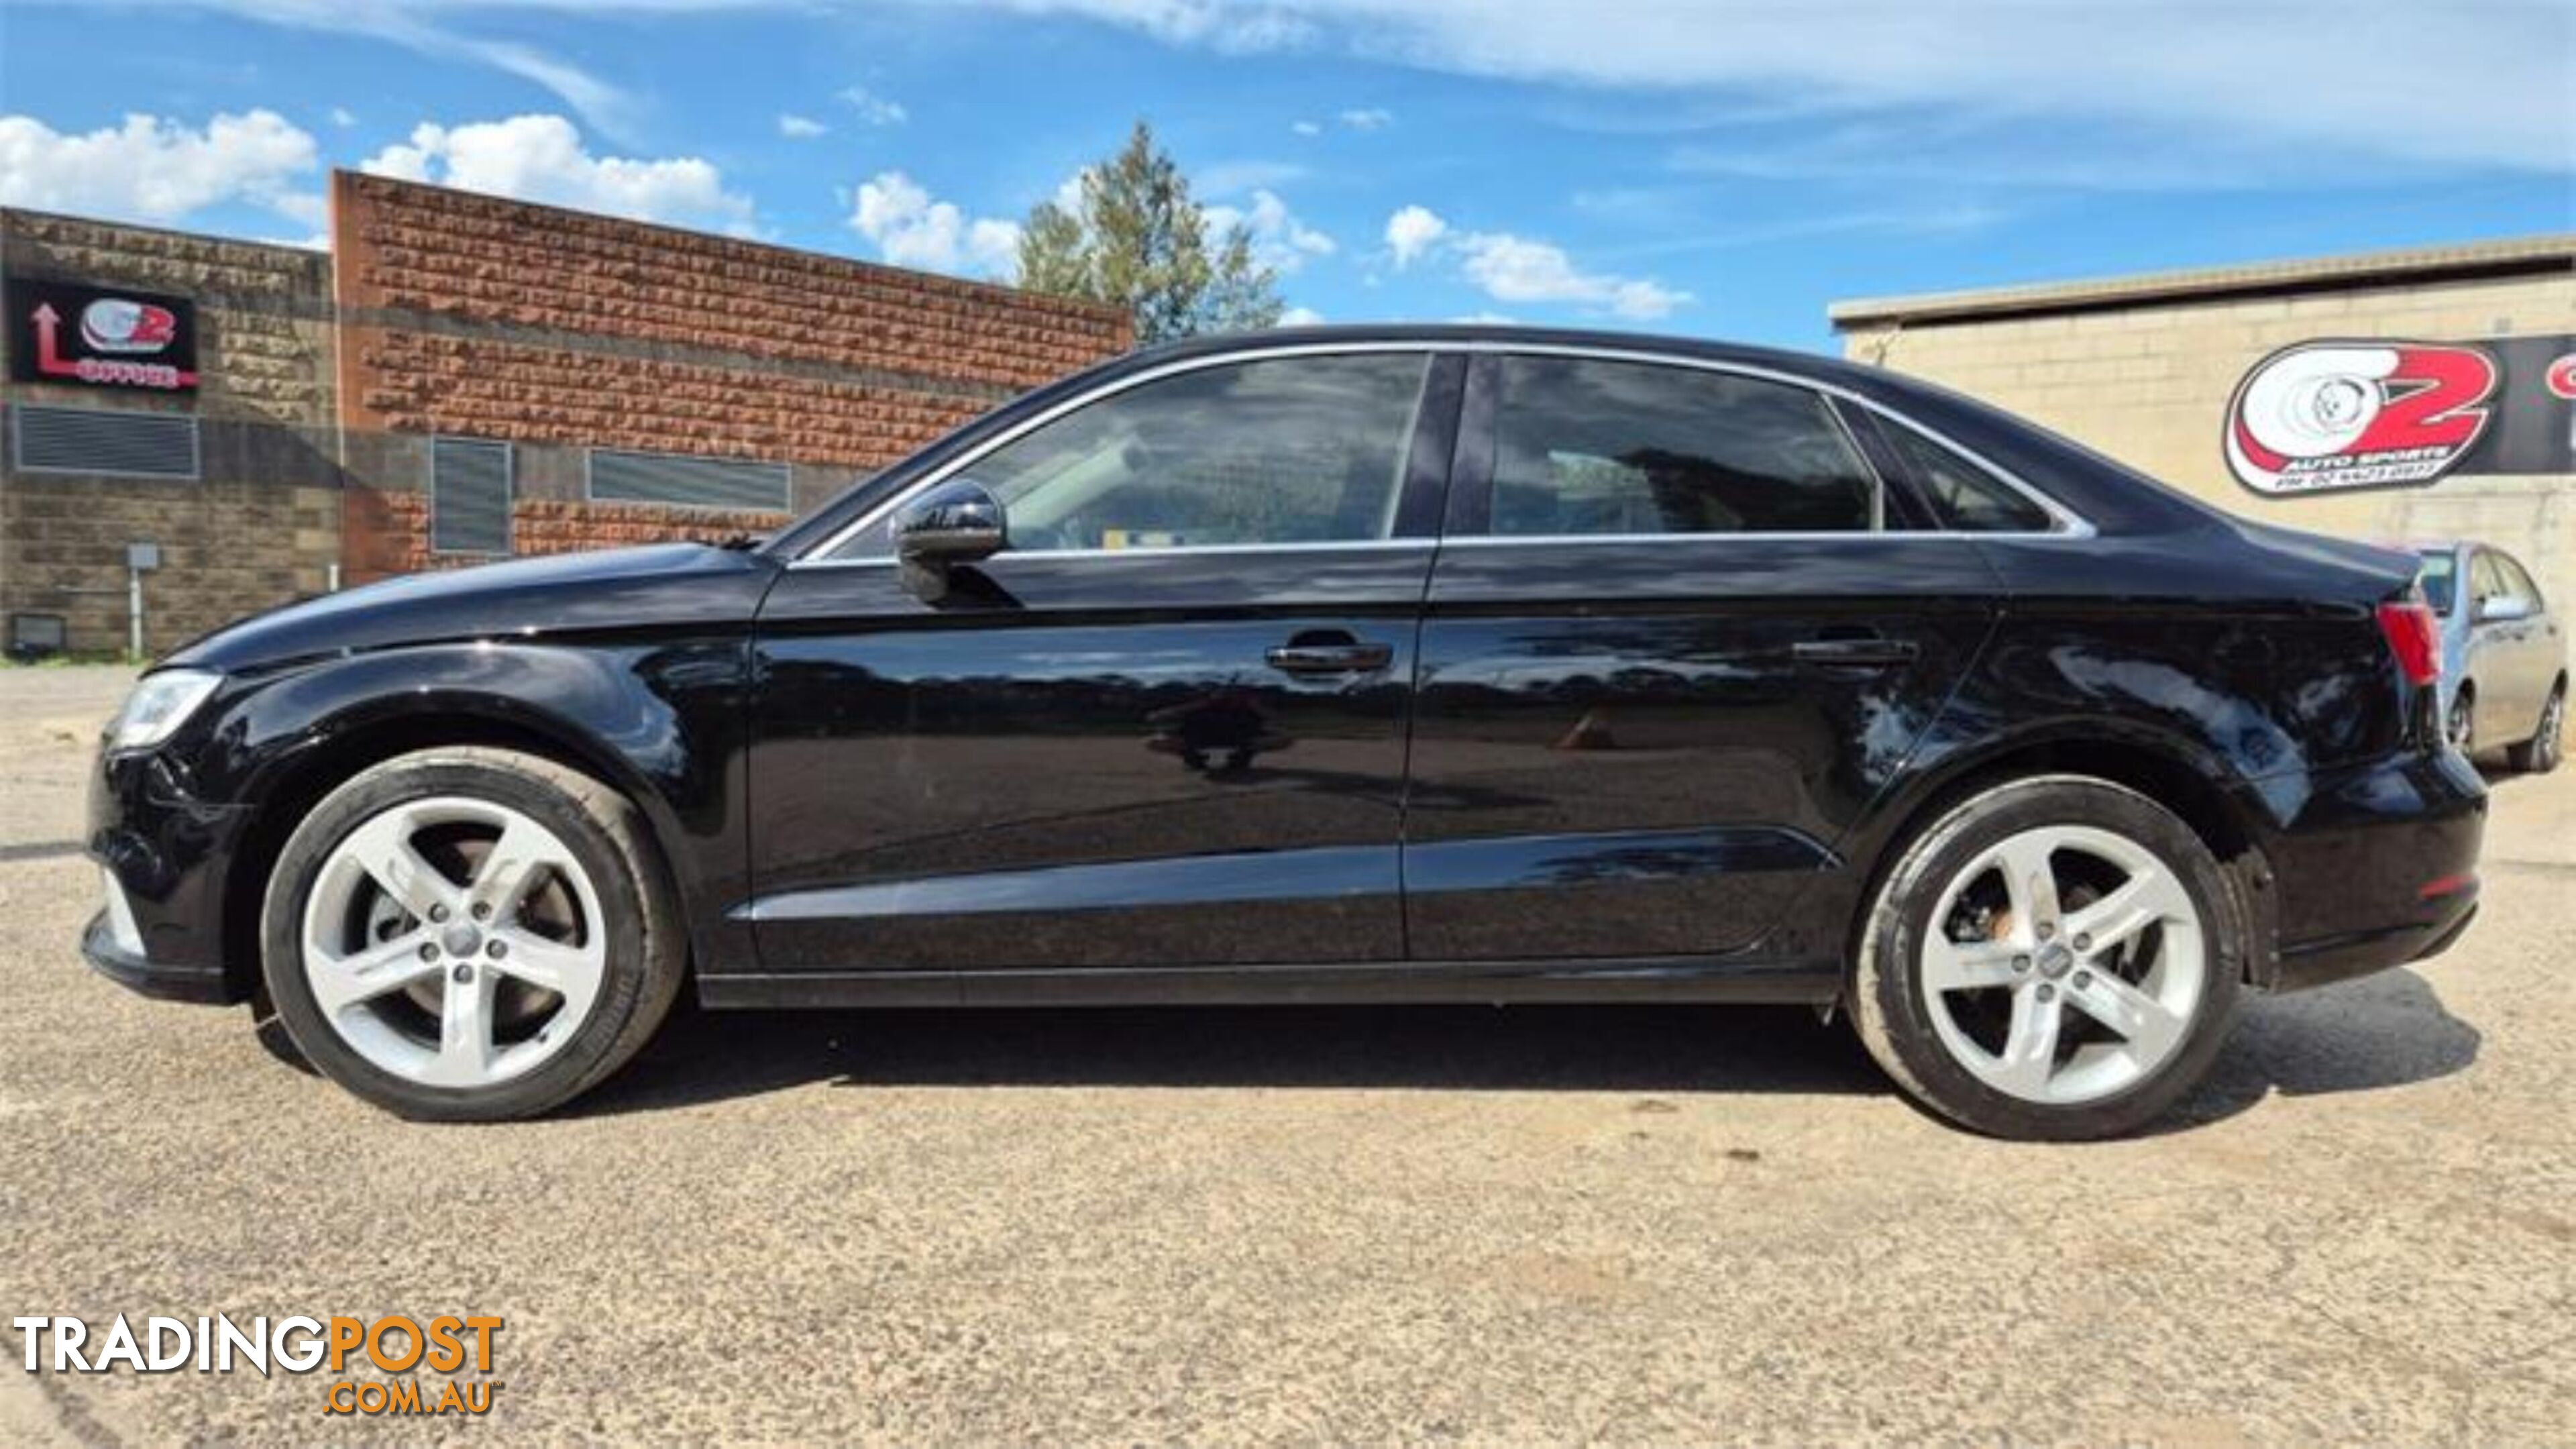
2376, 599, 2440, 687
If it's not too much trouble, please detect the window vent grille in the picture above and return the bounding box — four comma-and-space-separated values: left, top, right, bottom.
588, 448, 792, 513
11, 406, 200, 479
431, 437, 514, 555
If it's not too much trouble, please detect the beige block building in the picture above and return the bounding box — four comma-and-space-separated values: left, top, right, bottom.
1831, 236, 2576, 605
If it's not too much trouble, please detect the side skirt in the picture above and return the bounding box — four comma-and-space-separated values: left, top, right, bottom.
694, 955, 1844, 1010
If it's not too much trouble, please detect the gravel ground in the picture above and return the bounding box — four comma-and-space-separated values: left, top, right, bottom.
3, 665, 2570, 1444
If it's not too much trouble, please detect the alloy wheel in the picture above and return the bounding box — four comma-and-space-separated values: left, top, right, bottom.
2447, 695, 2474, 753
298, 796, 608, 1089
2538, 692, 2565, 771
1918, 824, 2208, 1106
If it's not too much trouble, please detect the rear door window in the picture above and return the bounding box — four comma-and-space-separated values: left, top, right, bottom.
1880, 423, 2055, 533
1486, 356, 1878, 535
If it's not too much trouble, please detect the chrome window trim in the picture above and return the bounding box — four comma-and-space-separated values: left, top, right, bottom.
793, 339, 2093, 566
790, 537, 1437, 570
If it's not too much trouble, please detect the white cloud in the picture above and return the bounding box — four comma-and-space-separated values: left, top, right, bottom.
778, 113, 828, 139
850, 170, 1020, 278
329, 106, 358, 129
1383, 203, 1686, 319
0, 109, 318, 225
1338, 107, 1393, 130
1277, 305, 1325, 326
1202, 189, 1334, 273
950, 0, 2575, 177
1290, 119, 1322, 137
1383, 204, 1446, 267
837, 85, 909, 127
360, 114, 756, 233
1454, 231, 1688, 319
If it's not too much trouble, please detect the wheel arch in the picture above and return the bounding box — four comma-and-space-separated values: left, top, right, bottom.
219, 698, 678, 1006
1844, 725, 2281, 991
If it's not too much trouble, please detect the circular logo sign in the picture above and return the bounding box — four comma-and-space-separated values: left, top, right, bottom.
2544, 352, 2576, 402
2224, 340, 2500, 496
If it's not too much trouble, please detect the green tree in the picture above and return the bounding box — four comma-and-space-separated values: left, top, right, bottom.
1018, 121, 1284, 342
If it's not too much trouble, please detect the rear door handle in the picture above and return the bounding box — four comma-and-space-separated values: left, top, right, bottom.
1792, 636, 1920, 669
1265, 636, 1393, 675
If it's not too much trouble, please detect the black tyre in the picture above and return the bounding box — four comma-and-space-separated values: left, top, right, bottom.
2446, 690, 2475, 757
1851, 775, 2243, 1141
260, 747, 687, 1121
2506, 682, 2564, 774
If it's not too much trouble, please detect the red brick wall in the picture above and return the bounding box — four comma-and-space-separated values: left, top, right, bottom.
332, 171, 1127, 448
357, 331, 993, 467
330, 171, 1130, 580
354, 492, 787, 576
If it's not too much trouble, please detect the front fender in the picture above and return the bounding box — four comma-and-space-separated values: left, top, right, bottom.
186, 637, 757, 981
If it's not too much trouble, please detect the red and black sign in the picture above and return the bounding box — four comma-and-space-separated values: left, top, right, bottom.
2224, 335, 2576, 497
5, 276, 198, 394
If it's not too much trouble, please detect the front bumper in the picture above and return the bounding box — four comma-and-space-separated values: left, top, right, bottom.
82, 909, 233, 1003
2261, 744, 2486, 993
86, 741, 255, 1007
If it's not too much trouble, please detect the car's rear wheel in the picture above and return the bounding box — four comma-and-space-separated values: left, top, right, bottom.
1851, 775, 2242, 1140
260, 747, 686, 1120
2506, 683, 2564, 774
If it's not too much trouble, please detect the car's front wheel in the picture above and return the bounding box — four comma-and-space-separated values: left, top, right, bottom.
260, 747, 686, 1120
1851, 775, 2242, 1140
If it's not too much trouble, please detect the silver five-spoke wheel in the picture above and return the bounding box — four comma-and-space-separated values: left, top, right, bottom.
301, 796, 608, 1089
1919, 823, 2206, 1106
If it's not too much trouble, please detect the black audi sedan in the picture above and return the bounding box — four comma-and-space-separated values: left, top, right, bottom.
84, 326, 2488, 1138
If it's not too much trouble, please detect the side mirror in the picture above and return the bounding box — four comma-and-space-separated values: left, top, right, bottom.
892, 479, 1004, 600
2476, 594, 2532, 625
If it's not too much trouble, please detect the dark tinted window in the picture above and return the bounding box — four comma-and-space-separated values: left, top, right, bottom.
1883, 422, 2053, 533
1489, 357, 1876, 535
928, 354, 1427, 553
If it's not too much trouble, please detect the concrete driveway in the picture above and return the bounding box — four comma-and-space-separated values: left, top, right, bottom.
2, 665, 2569, 1443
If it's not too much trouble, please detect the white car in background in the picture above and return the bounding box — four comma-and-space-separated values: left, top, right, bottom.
2415, 540, 2566, 772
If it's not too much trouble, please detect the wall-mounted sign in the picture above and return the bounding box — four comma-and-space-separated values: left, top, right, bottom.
2224, 335, 2576, 497
5, 277, 199, 393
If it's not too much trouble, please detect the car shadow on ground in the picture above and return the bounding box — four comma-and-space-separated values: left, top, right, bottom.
570, 1001, 1885, 1117
562, 966, 2482, 1131
2163, 966, 2483, 1133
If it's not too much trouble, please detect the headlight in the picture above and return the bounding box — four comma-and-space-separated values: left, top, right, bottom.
107, 669, 222, 752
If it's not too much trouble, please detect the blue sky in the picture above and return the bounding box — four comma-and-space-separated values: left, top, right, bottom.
1, 1, 2570, 350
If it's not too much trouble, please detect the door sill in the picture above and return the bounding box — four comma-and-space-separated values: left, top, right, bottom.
696, 955, 1842, 1010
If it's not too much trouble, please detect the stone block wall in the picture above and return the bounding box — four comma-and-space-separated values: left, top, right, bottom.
1, 211, 340, 654
1838, 263, 2576, 606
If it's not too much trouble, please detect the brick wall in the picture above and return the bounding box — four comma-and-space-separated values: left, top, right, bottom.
1838, 264, 2576, 606
2, 211, 341, 654
331, 172, 1130, 580
358, 490, 786, 575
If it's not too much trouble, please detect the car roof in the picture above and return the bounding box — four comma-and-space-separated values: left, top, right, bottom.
1129, 323, 1878, 390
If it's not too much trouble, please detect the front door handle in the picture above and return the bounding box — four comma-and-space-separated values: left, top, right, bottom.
1792, 635, 1920, 669
1266, 632, 1393, 675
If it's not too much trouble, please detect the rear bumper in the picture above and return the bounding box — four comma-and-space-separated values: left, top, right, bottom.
2262, 745, 2486, 993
